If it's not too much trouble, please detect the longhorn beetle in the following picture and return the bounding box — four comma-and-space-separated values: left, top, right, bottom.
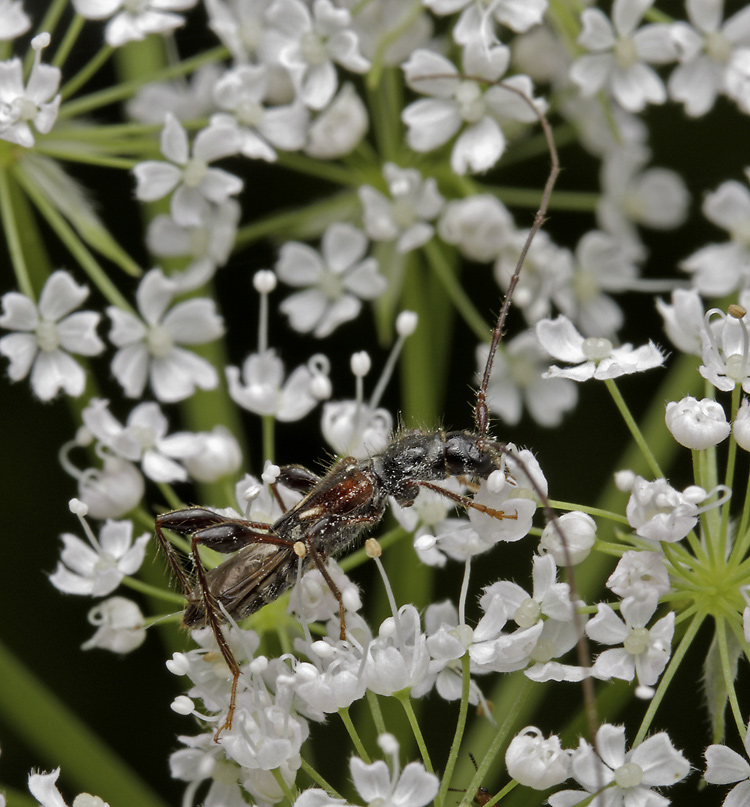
155, 82, 560, 739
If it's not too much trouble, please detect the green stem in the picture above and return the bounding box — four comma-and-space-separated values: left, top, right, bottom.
634, 611, 705, 745
395, 691, 433, 773
121, 574, 185, 605
339, 707, 371, 763
299, 757, 344, 799
366, 689, 387, 735
0, 170, 34, 298
435, 654, 471, 807
717, 617, 745, 736
604, 379, 662, 479
0, 639, 170, 807
547, 500, 630, 526
51, 13, 86, 72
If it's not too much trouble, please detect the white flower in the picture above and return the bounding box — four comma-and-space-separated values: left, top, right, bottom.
133, 114, 242, 227
29, 768, 110, 807
471, 554, 582, 675
540, 511, 597, 566
402, 45, 544, 175
681, 173, 750, 295
506, 727, 570, 789
701, 305, 750, 393
665, 396, 731, 449
183, 426, 243, 482
618, 472, 708, 543
734, 400, 750, 451
292, 638, 367, 713
146, 200, 240, 269
359, 163, 444, 254
606, 549, 670, 611
656, 288, 705, 356
77, 455, 145, 520
0, 0, 30, 41
365, 605, 430, 695
586, 598, 674, 688
597, 146, 689, 243
494, 229, 573, 325
557, 230, 642, 338
350, 0, 432, 66
127, 63, 221, 123
265, 0, 370, 110
211, 64, 309, 160
670, 0, 750, 117
276, 223, 386, 338
0, 33, 60, 147
50, 519, 150, 597
437, 194, 514, 262
107, 268, 224, 402
705, 721, 750, 804
305, 82, 368, 158
549, 724, 690, 807
0, 270, 104, 401
477, 332, 578, 428
569, 0, 677, 112
536, 315, 665, 381
82, 399, 199, 483
72, 0, 197, 47
82, 596, 147, 653
169, 733, 246, 807
425, 0, 547, 45
227, 350, 329, 421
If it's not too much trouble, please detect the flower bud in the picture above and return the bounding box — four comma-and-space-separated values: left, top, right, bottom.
540, 511, 597, 565
183, 426, 242, 482
665, 396, 730, 449
78, 456, 144, 519
82, 597, 146, 653
505, 727, 570, 789
734, 400, 750, 451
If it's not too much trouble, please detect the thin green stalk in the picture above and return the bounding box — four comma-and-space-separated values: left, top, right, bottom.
12, 168, 136, 313
733, 467, 750, 560
263, 415, 275, 465
717, 617, 746, 736
121, 574, 185, 604
51, 13, 86, 71
422, 239, 489, 342
275, 151, 366, 187
0, 170, 33, 298
33, 147, 138, 170
434, 653, 471, 807
299, 757, 344, 800
366, 689, 387, 735
604, 379, 662, 479
271, 768, 296, 804
634, 611, 705, 745
0, 639, 170, 807
58, 46, 228, 119
337, 526, 409, 573
339, 707, 371, 763
547, 500, 630, 526
395, 692, 433, 773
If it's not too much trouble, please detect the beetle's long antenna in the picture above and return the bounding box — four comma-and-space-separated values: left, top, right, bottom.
474, 85, 560, 440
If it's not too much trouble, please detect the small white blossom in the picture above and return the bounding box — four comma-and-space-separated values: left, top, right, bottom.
107, 268, 224, 402
549, 724, 690, 807
597, 146, 689, 243
82, 596, 147, 653
77, 455, 145, 520
425, 0, 547, 46
586, 598, 674, 688
0, 270, 104, 401
50, 519, 150, 597
606, 549, 670, 612
127, 63, 221, 124
29, 768, 110, 807
402, 45, 544, 175
681, 173, 750, 295
365, 605, 430, 695
437, 194, 514, 262
359, 163, 444, 254
72, 0, 197, 47
183, 426, 243, 482
211, 64, 309, 160
227, 350, 329, 421
734, 399, 750, 451
701, 305, 750, 393
133, 114, 242, 227
276, 224, 386, 338
540, 511, 597, 566
670, 0, 750, 117
478, 333, 578, 427
506, 727, 570, 789
265, 0, 370, 110
351, 0, 432, 66
537, 315, 665, 381
322, 399, 393, 459
305, 82, 368, 158
0, 0, 30, 41
617, 472, 708, 543
0, 33, 61, 146
569, 0, 677, 112
704, 721, 750, 804
656, 288, 705, 356
665, 396, 731, 449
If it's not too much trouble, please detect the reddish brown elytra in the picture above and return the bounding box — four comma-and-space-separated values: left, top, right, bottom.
154, 83, 560, 741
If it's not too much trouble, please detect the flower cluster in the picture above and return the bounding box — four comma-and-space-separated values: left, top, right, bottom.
4, 2, 750, 807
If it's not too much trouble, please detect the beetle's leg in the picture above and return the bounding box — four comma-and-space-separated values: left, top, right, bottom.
416, 481, 517, 521
271, 464, 322, 512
